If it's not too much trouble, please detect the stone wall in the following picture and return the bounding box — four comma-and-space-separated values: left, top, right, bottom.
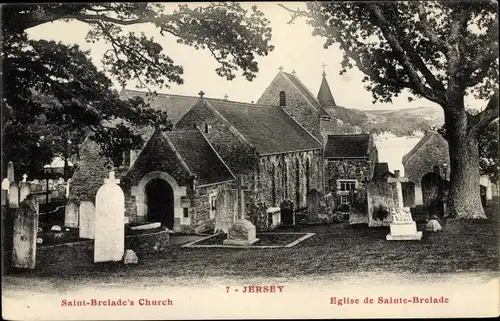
324, 158, 373, 193
3, 228, 169, 271
256, 149, 324, 209
257, 73, 322, 141
403, 133, 449, 185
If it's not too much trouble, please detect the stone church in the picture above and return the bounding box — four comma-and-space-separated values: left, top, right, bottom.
70, 69, 378, 234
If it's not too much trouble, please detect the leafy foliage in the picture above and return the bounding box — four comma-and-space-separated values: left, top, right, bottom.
2, 3, 274, 176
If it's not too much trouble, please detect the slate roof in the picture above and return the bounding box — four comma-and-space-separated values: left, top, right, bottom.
204, 99, 323, 155
120, 89, 200, 124
281, 72, 331, 118
317, 75, 337, 107
324, 134, 371, 158
164, 130, 235, 186
402, 131, 446, 165
373, 162, 390, 179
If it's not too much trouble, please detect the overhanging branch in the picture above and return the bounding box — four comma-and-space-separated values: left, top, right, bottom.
471, 89, 499, 133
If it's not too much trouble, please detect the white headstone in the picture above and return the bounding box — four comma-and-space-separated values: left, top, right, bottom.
123, 249, 138, 264
22, 174, 27, 183
64, 202, 79, 227
2, 178, 10, 191
19, 184, 31, 203
7, 161, 15, 182
8, 183, 19, 208
94, 171, 125, 263
58, 177, 65, 185
65, 181, 70, 198
79, 201, 95, 239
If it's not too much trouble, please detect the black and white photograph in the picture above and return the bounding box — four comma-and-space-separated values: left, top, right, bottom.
1, 1, 499, 319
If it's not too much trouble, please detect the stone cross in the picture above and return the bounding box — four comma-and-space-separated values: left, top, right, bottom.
104, 171, 120, 185
198, 90, 205, 98
291, 70, 296, 75
224, 94, 228, 100
387, 170, 408, 209
22, 174, 27, 183
231, 176, 252, 220
278, 66, 283, 71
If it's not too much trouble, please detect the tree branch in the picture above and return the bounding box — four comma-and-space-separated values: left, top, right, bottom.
471, 89, 499, 133
366, 4, 446, 105
415, 3, 452, 56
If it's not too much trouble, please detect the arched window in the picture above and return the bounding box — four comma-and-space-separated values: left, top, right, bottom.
279, 91, 286, 107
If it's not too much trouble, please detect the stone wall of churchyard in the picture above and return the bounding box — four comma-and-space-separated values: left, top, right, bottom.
69, 136, 113, 205
2, 228, 169, 271
324, 158, 373, 194
257, 73, 322, 141
255, 149, 324, 209
176, 103, 258, 175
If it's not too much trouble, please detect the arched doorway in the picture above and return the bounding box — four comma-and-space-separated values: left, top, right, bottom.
145, 179, 174, 229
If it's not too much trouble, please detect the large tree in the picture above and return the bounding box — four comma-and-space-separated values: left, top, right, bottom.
281, 1, 498, 219
2, 3, 273, 177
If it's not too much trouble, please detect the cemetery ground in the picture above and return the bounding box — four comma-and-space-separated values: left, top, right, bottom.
2, 197, 498, 294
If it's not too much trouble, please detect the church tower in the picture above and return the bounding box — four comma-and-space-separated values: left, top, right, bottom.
317, 70, 337, 108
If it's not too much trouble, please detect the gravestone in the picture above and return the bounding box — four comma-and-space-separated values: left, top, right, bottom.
58, 177, 65, 185
123, 249, 138, 264
425, 219, 442, 232
2, 178, 10, 206
79, 201, 95, 239
223, 219, 259, 246
386, 207, 423, 240
306, 189, 322, 222
402, 182, 416, 207
64, 202, 79, 227
8, 183, 19, 208
19, 183, 31, 203
366, 180, 395, 227
94, 171, 125, 262
7, 161, 15, 182
421, 166, 445, 219
12, 195, 39, 269
280, 200, 294, 225
22, 174, 27, 183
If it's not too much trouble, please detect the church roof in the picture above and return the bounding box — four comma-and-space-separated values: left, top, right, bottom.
402, 130, 447, 165
120, 89, 200, 125
164, 130, 235, 186
317, 74, 337, 107
324, 134, 371, 158
372, 162, 391, 179
204, 99, 323, 155
126, 128, 235, 187
281, 72, 331, 118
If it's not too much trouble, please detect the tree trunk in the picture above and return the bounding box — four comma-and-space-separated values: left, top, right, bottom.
445, 109, 486, 219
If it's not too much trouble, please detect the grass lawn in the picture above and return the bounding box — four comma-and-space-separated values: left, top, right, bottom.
4, 198, 499, 281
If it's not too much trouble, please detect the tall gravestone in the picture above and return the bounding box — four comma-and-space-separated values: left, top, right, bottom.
94, 171, 125, 262
79, 201, 95, 239
8, 183, 19, 208
12, 195, 39, 269
19, 183, 31, 203
402, 182, 416, 207
306, 189, 322, 222
2, 178, 10, 206
421, 166, 445, 219
64, 202, 79, 227
7, 161, 15, 182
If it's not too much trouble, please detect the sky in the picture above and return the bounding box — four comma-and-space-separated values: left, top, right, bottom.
26, 2, 487, 111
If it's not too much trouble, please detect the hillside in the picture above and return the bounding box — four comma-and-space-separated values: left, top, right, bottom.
326, 105, 444, 136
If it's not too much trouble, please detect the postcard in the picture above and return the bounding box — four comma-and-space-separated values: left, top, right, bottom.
2, 1, 499, 319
